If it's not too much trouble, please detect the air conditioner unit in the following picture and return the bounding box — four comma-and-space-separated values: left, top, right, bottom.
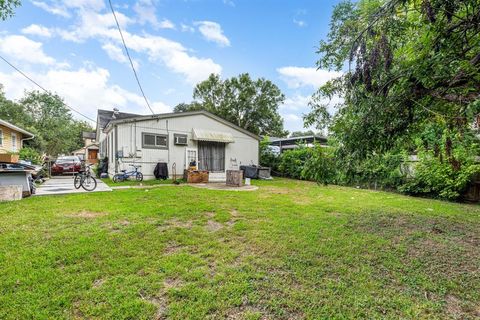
174, 134, 188, 145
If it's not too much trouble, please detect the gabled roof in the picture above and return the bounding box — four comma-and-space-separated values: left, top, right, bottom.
0, 119, 34, 138
82, 131, 96, 139
103, 110, 260, 140
97, 109, 140, 129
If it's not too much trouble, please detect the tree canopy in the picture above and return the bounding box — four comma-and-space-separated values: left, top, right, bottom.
174, 73, 288, 137
306, 0, 480, 166
0, 88, 93, 156
0, 0, 20, 20
290, 130, 317, 138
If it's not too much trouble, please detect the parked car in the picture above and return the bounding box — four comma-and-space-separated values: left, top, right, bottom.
51, 156, 82, 175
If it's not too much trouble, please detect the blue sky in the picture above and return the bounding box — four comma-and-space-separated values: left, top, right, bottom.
0, 0, 342, 132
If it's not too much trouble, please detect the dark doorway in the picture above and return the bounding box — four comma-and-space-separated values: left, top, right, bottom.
198, 141, 225, 172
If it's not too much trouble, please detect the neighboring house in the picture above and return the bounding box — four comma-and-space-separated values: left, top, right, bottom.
0, 119, 34, 155
269, 135, 328, 153
95, 109, 260, 181
71, 131, 99, 164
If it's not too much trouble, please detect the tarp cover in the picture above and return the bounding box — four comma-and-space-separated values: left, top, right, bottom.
192, 128, 234, 143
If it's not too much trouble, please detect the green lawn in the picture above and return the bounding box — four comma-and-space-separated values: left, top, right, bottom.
101, 178, 183, 187
1, 179, 479, 319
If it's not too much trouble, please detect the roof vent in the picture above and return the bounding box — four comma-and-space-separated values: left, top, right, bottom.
112, 107, 119, 119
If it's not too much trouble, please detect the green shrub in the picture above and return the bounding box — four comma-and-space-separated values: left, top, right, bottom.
278, 147, 311, 179
19, 147, 42, 164
302, 145, 337, 184
399, 150, 480, 201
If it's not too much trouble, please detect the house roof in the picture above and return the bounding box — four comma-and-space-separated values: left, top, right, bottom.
0, 119, 34, 138
97, 109, 140, 129
103, 110, 260, 140
269, 135, 328, 146
82, 131, 96, 139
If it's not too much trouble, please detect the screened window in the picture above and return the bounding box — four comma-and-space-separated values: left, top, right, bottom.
142, 133, 168, 149
0, 129, 3, 146
198, 141, 225, 172
11, 133, 17, 151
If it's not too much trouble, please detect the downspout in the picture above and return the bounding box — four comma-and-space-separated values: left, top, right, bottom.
21, 135, 35, 148
166, 120, 170, 164
114, 125, 118, 173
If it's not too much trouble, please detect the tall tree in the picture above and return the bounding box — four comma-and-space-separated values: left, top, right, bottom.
174, 74, 288, 137
18, 91, 93, 156
0, 0, 20, 20
290, 130, 316, 138
306, 0, 480, 166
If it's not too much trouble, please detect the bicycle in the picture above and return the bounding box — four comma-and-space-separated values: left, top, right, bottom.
74, 164, 97, 191
112, 165, 143, 182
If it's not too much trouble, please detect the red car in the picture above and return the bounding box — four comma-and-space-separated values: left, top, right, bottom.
51, 156, 82, 175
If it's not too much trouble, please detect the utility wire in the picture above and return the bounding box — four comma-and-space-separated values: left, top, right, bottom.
108, 0, 155, 115
0, 54, 97, 123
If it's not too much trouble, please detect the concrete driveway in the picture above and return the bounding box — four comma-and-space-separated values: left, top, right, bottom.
35, 176, 112, 196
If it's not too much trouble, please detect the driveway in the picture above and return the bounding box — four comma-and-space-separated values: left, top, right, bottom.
35, 176, 112, 196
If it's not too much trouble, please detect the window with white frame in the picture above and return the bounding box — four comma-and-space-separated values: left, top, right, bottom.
0, 129, 3, 146
142, 133, 168, 149
11, 132, 17, 151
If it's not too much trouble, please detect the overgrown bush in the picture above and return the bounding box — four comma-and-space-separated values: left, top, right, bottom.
257, 133, 480, 201
302, 145, 336, 184
399, 150, 480, 201
19, 147, 42, 164
277, 147, 311, 179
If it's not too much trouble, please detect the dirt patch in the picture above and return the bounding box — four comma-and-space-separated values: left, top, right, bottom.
68, 210, 108, 218
159, 218, 193, 231
139, 290, 167, 320
92, 278, 105, 288
163, 277, 184, 290
164, 242, 184, 255
204, 211, 216, 218
206, 220, 224, 232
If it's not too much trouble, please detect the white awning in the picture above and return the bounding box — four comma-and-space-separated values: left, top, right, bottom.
192, 128, 234, 143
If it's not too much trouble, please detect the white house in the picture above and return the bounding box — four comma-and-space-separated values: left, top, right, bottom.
95, 109, 260, 181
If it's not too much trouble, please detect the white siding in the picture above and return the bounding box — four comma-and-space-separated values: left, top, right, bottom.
101, 114, 259, 180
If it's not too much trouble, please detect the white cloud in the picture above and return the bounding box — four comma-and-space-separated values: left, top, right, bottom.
284, 113, 301, 121
181, 23, 195, 33
133, 0, 175, 30
282, 94, 311, 111
0, 35, 56, 65
101, 42, 140, 69
0, 66, 171, 122
31, 0, 105, 17
158, 19, 175, 29
293, 18, 306, 27
194, 21, 231, 47
223, 0, 235, 6
21, 24, 53, 38
277, 67, 342, 89
31, 1, 71, 17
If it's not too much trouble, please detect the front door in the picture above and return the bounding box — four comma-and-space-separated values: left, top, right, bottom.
88, 149, 98, 163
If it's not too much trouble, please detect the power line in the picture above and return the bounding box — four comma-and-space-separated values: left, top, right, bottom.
108, 0, 155, 115
0, 54, 97, 123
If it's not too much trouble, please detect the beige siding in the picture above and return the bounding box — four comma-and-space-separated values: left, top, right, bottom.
0, 125, 24, 153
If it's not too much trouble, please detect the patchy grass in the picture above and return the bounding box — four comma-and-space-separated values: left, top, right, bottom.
0, 178, 479, 319
101, 178, 184, 187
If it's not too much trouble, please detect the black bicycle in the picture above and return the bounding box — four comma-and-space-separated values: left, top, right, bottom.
74, 164, 97, 191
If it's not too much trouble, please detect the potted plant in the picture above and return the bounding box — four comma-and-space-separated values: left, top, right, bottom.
0, 152, 20, 163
